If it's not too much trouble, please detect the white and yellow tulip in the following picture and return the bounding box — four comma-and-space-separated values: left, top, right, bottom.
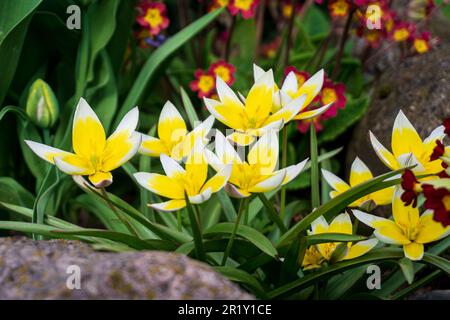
25, 98, 141, 188
353, 188, 450, 260
322, 157, 394, 208
139, 101, 214, 160
253, 64, 332, 120
206, 130, 308, 198
370, 110, 446, 176
302, 213, 378, 270
134, 140, 231, 211
204, 68, 307, 146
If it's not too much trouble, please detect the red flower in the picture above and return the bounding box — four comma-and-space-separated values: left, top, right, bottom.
261, 37, 281, 59
431, 140, 445, 161
422, 184, 450, 227
284, 66, 310, 87
400, 169, 421, 207
413, 32, 431, 54
296, 113, 324, 133
209, 0, 229, 12
443, 118, 450, 137
328, 0, 351, 18
318, 78, 347, 119
209, 60, 236, 86
136, 1, 170, 36
228, 0, 260, 19
391, 22, 415, 42
190, 70, 216, 98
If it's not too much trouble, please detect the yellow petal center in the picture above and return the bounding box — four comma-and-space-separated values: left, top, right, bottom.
144, 8, 163, 28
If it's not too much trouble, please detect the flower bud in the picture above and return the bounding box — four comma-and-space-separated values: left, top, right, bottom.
26, 79, 59, 129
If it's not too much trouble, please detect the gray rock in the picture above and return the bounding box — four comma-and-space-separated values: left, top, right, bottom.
347, 43, 450, 176
0, 237, 254, 300
410, 290, 450, 300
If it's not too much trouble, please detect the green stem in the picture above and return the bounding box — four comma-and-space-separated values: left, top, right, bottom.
310, 123, 320, 208
177, 210, 182, 232
186, 195, 206, 261
280, 125, 288, 220
331, 6, 355, 80
100, 188, 139, 237
221, 198, 248, 266
258, 193, 287, 233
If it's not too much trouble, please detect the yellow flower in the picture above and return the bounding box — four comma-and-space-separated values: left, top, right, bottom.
139, 101, 214, 161
25, 98, 141, 188
134, 140, 231, 212
204, 68, 306, 146
322, 157, 394, 208
253, 64, 332, 119
370, 110, 446, 176
206, 130, 308, 198
354, 188, 450, 260
302, 213, 379, 269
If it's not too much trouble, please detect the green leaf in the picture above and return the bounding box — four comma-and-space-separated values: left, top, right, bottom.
114, 8, 224, 127
278, 167, 406, 247
0, 106, 28, 122
204, 222, 278, 259
324, 266, 368, 299
53, 229, 176, 251
180, 86, 199, 129
397, 258, 415, 285
318, 95, 370, 144
0, 177, 35, 208
0, 0, 43, 105
0, 220, 81, 240
217, 189, 237, 221
305, 233, 367, 245
213, 266, 266, 298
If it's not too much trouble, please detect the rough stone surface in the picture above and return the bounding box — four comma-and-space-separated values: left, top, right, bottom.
346, 43, 450, 175
0, 237, 254, 300
410, 290, 450, 300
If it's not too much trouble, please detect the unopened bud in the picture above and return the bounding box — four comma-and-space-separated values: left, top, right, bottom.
26, 79, 59, 129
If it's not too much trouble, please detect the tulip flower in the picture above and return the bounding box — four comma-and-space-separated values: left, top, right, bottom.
206, 130, 308, 198
322, 157, 394, 208
134, 141, 232, 211
26, 79, 59, 129
25, 98, 141, 188
204, 69, 306, 146
139, 101, 214, 161
253, 64, 332, 120
354, 188, 450, 260
302, 213, 379, 269
369, 110, 446, 176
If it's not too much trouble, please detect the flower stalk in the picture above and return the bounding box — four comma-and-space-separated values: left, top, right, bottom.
221, 197, 249, 266
310, 122, 320, 208
185, 193, 206, 262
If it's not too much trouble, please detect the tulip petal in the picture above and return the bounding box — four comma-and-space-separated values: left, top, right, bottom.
248, 170, 285, 193
416, 210, 450, 243
202, 164, 232, 193
158, 101, 187, 149
349, 157, 373, 187
310, 216, 329, 234
139, 134, 169, 157
53, 156, 92, 176
189, 187, 212, 204
281, 71, 299, 95
226, 131, 256, 146
216, 76, 244, 107
149, 199, 186, 212
253, 64, 265, 82
329, 213, 353, 235
293, 102, 332, 120
185, 138, 208, 193
25, 140, 74, 165
102, 132, 141, 172
392, 187, 420, 227
264, 94, 306, 125
72, 97, 106, 159
280, 158, 308, 186
133, 172, 184, 199
248, 131, 279, 175
214, 130, 242, 165
344, 238, 378, 260
225, 183, 251, 198
369, 131, 399, 170
88, 171, 113, 188
160, 153, 186, 178
203, 97, 246, 130
403, 242, 424, 261
391, 110, 424, 160
245, 72, 274, 122
353, 210, 410, 245
321, 169, 350, 193
297, 69, 324, 107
